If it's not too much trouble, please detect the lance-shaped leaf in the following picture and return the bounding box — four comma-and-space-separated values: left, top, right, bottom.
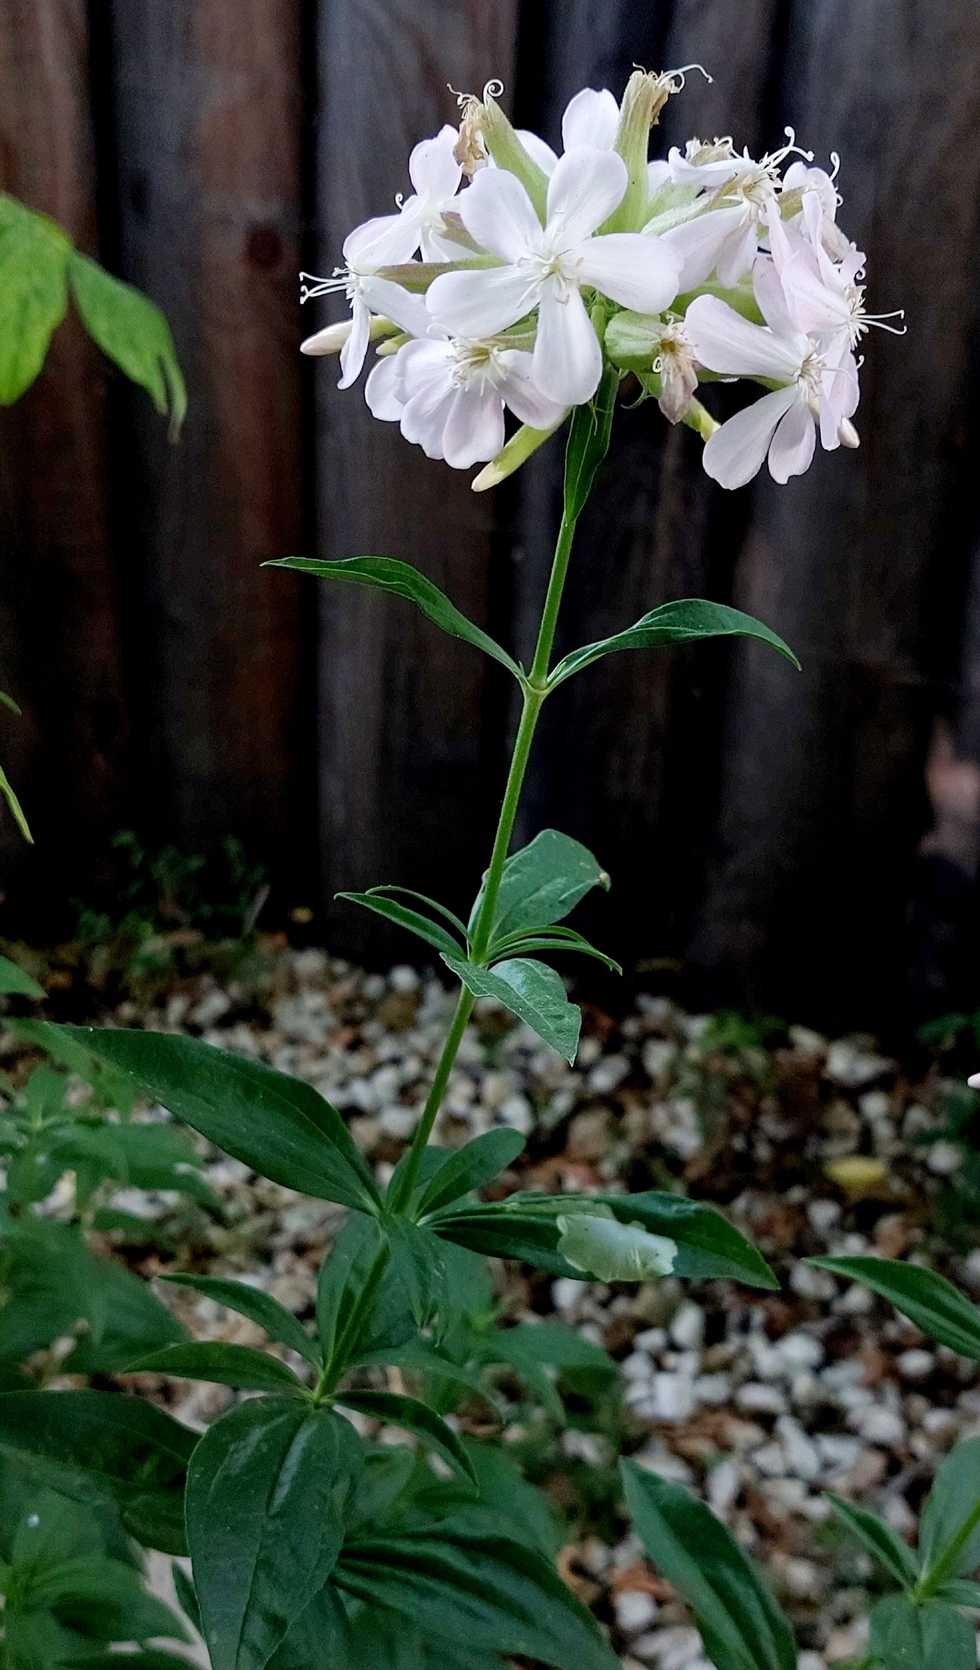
919, 1438, 980, 1587
471, 828, 609, 943
869, 1594, 975, 1670
489, 928, 622, 975
0, 195, 69, 402
125, 1341, 307, 1394
416, 1128, 526, 1218
162, 1273, 321, 1368
337, 889, 464, 957
354, 1338, 503, 1417
809, 1255, 980, 1358
69, 251, 187, 437
0, 1391, 195, 1555
826, 1493, 919, 1589
187, 1397, 361, 1670
563, 364, 619, 524
622, 1462, 796, 1670
0, 953, 43, 998
548, 598, 800, 688
443, 954, 581, 1063
433, 1189, 777, 1289
0, 759, 32, 843
265, 557, 522, 680
336, 1525, 620, 1669
336, 1392, 477, 1485
56, 1027, 381, 1214
265, 1583, 354, 1668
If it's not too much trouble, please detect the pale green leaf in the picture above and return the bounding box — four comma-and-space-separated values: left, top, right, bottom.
557, 1209, 678, 1282
443, 953, 581, 1063
0, 195, 69, 402
69, 251, 186, 436
548, 598, 800, 688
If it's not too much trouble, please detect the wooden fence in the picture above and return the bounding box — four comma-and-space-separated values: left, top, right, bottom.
2, 0, 979, 1026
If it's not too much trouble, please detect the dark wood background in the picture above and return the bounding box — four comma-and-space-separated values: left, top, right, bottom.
2, 0, 979, 1027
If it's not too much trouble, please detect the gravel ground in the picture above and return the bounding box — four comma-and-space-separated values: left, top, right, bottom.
44, 948, 980, 1667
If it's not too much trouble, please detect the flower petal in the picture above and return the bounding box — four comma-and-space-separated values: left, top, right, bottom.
561, 88, 620, 153
456, 166, 542, 260
395, 338, 454, 410
532, 280, 602, 406
685, 295, 806, 381
364, 354, 404, 421
716, 214, 761, 286
545, 146, 627, 248
701, 384, 799, 489
574, 232, 680, 313
401, 383, 456, 457
494, 349, 568, 429
767, 397, 816, 483
338, 296, 372, 388
408, 125, 462, 200
343, 206, 424, 270
516, 128, 559, 176
360, 275, 431, 338
442, 387, 505, 468
427, 264, 538, 337
659, 204, 746, 290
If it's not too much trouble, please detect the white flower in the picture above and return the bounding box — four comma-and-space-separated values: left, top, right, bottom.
969, 1074, 980, 1091
516, 87, 621, 175
366, 334, 566, 468
427, 146, 680, 405
652, 318, 700, 422
766, 197, 904, 356
781, 158, 851, 259
658, 130, 813, 290
685, 289, 859, 489
301, 273, 429, 390
343, 125, 464, 268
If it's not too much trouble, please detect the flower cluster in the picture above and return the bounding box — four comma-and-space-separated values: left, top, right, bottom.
301, 72, 902, 491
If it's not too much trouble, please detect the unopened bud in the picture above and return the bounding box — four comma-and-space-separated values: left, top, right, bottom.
300, 315, 397, 357
471, 418, 564, 492
838, 418, 860, 449
459, 83, 549, 220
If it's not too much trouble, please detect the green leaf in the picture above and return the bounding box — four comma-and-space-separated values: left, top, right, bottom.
489, 930, 622, 975
24, 1552, 189, 1641
341, 1611, 501, 1670
0, 1391, 195, 1555
387, 1220, 448, 1328
809, 1256, 980, 1358
265, 557, 522, 680
187, 1397, 361, 1670
416, 1129, 525, 1217
0, 954, 43, 998
869, 1594, 975, 1670
125, 1341, 307, 1393
57, 1027, 381, 1213
336, 1526, 620, 1669
548, 598, 801, 689
68, 251, 186, 436
622, 1461, 796, 1670
265, 1583, 354, 1668
434, 1189, 777, 1289
826, 1492, 919, 1589
919, 1438, 980, 1586
171, 1561, 202, 1634
315, 1216, 408, 1371
442, 954, 581, 1064
472, 829, 609, 943
557, 1209, 679, 1282
937, 1578, 980, 1607
336, 1392, 477, 1485
161, 1273, 320, 1368
563, 363, 618, 524
0, 759, 33, 843
63, 1655, 198, 1670
350, 885, 468, 937
354, 1339, 502, 1416
337, 890, 463, 957
0, 196, 69, 402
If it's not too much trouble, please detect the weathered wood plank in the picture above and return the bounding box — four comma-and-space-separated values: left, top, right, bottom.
0, 0, 127, 920
103, 0, 312, 881
312, 0, 522, 948
689, 0, 980, 1023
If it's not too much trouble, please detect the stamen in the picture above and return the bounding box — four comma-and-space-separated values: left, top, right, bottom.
483, 78, 504, 101
663, 63, 714, 89
857, 308, 907, 337
828, 151, 842, 184
299, 268, 351, 304
764, 127, 816, 171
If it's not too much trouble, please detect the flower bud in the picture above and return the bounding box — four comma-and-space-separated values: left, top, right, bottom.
301, 315, 399, 357
460, 84, 549, 220
471, 419, 564, 492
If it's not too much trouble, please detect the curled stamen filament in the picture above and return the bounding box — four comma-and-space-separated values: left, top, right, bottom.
299, 268, 349, 304
663, 63, 714, 89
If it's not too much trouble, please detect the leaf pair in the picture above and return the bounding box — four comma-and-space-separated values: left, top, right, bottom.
0, 194, 185, 430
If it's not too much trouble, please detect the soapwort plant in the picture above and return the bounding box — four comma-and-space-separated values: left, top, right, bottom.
0, 67, 944, 1670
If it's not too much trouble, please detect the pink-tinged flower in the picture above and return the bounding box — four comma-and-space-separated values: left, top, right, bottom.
766, 197, 905, 356
427, 146, 680, 406
343, 125, 464, 268
366, 335, 566, 468
657, 131, 813, 290
685, 290, 859, 489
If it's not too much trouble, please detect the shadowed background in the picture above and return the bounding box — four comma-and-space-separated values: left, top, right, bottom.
1, 0, 979, 1027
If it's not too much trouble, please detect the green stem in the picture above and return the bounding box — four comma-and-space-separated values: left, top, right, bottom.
389, 508, 583, 1214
